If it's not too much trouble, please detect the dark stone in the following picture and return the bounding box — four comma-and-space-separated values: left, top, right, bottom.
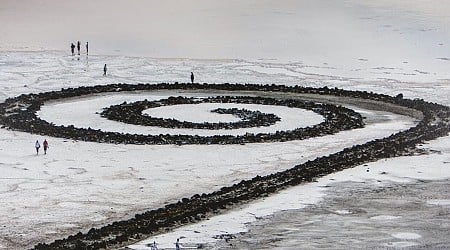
10, 83, 449, 250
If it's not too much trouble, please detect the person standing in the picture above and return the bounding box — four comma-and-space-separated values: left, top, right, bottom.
86, 42, 89, 55
35, 140, 40, 155
190, 72, 194, 84
150, 241, 158, 250
43, 139, 49, 155
103, 64, 107, 76
77, 41, 81, 55
71, 43, 75, 56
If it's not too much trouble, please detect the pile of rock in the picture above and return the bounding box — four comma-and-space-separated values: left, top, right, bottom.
0, 86, 364, 145
101, 96, 282, 130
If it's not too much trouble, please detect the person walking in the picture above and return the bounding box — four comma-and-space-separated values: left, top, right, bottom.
86, 42, 89, 55
103, 64, 107, 76
43, 139, 49, 155
190, 72, 194, 84
77, 41, 81, 55
35, 140, 40, 155
71, 43, 75, 56
150, 241, 158, 250
175, 238, 180, 250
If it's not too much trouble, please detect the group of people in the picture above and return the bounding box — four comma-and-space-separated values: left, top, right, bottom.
69, 42, 109, 76
34, 139, 49, 155
149, 238, 180, 250
70, 42, 198, 80
71, 41, 88, 56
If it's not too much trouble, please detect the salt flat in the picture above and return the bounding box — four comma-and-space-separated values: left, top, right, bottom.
0, 0, 449, 249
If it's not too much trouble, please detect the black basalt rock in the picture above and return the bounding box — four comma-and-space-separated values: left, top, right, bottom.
3, 83, 446, 250
0, 86, 365, 145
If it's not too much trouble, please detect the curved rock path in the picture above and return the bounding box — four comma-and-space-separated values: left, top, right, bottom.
1, 83, 448, 249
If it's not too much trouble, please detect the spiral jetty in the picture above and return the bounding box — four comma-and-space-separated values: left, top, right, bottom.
0, 83, 447, 249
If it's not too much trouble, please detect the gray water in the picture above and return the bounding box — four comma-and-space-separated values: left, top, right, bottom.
215, 180, 450, 249
1, 0, 449, 65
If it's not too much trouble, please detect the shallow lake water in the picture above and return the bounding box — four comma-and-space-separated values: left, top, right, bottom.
216, 179, 450, 249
